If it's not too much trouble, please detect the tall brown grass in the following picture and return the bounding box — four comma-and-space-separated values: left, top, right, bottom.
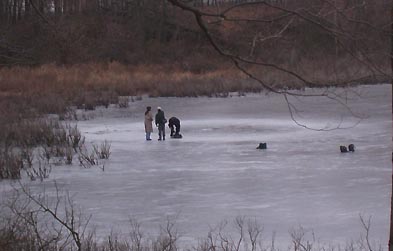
0, 62, 257, 99
1, 59, 385, 107
0, 62, 265, 129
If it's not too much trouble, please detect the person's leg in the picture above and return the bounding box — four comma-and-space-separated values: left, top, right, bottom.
158, 127, 162, 140
170, 126, 174, 136
175, 125, 180, 135
162, 125, 166, 140
146, 132, 151, 140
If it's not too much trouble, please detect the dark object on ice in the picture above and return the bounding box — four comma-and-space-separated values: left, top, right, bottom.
256, 143, 267, 149
171, 133, 183, 139
168, 117, 181, 137
348, 144, 355, 152
340, 146, 348, 153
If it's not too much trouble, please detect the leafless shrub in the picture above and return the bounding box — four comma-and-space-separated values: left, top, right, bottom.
60, 107, 78, 121
55, 127, 68, 146
101, 91, 118, 108
40, 120, 68, 148
0, 211, 59, 251
3, 121, 86, 171
0, 193, 384, 251
358, 215, 382, 251
75, 140, 110, 170
65, 146, 74, 165
21, 145, 51, 181
78, 145, 99, 168
9, 182, 91, 251
105, 230, 130, 251
195, 216, 266, 251
24, 159, 52, 182
0, 148, 23, 180
247, 218, 263, 251
93, 140, 111, 160
40, 146, 53, 163
3, 119, 64, 148
67, 124, 85, 152
118, 96, 130, 108
54, 145, 66, 158
81, 230, 99, 251
151, 217, 179, 251
0, 186, 56, 250
129, 218, 144, 251
21, 146, 34, 169
289, 226, 314, 251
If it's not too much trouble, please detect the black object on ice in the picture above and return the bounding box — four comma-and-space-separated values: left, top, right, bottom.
169, 117, 181, 136
340, 146, 348, 153
171, 134, 183, 139
256, 143, 267, 149
348, 144, 355, 152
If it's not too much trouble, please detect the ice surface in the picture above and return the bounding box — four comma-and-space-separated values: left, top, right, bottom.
0, 84, 391, 249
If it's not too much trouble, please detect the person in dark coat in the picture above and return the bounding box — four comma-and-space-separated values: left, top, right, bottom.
168, 117, 181, 137
155, 107, 167, 141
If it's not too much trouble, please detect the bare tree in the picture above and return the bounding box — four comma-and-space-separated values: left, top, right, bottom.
6, 181, 92, 251
389, 5, 393, 251
167, 0, 389, 128
165, 0, 392, 249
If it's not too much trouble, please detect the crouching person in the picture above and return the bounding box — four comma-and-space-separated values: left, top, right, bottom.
168, 117, 182, 138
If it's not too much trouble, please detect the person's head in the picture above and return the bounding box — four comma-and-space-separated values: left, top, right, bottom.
145, 106, 151, 115
157, 106, 162, 111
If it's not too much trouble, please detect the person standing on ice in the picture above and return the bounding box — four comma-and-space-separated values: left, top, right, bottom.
144, 106, 153, 141
155, 106, 167, 141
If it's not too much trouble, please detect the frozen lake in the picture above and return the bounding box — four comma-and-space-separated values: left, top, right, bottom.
1, 84, 391, 249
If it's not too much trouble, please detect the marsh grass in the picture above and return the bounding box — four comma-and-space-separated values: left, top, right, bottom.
0, 60, 387, 180
0, 117, 106, 180
0, 61, 384, 110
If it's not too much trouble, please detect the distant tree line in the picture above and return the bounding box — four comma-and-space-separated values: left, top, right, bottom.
1, 0, 372, 24
0, 0, 389, 69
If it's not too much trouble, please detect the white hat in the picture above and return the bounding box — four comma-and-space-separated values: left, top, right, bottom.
157, 106, 162, 110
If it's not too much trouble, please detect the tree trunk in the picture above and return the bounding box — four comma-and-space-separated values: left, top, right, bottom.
159, 0, 167, 43
12, 0, 17, 24
17, 0, 22, 20
88, 0, 98, 11
38, 0, 44, 13
0, 0, 3, 23
389, 3, 393, 251
54, 0, 61, 16
5, 0, 10, 24
63, 0, 67, 14
24, 0, 30, 17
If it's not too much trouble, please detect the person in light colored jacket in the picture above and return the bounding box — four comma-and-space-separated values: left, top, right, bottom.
144, 106, 153, 141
